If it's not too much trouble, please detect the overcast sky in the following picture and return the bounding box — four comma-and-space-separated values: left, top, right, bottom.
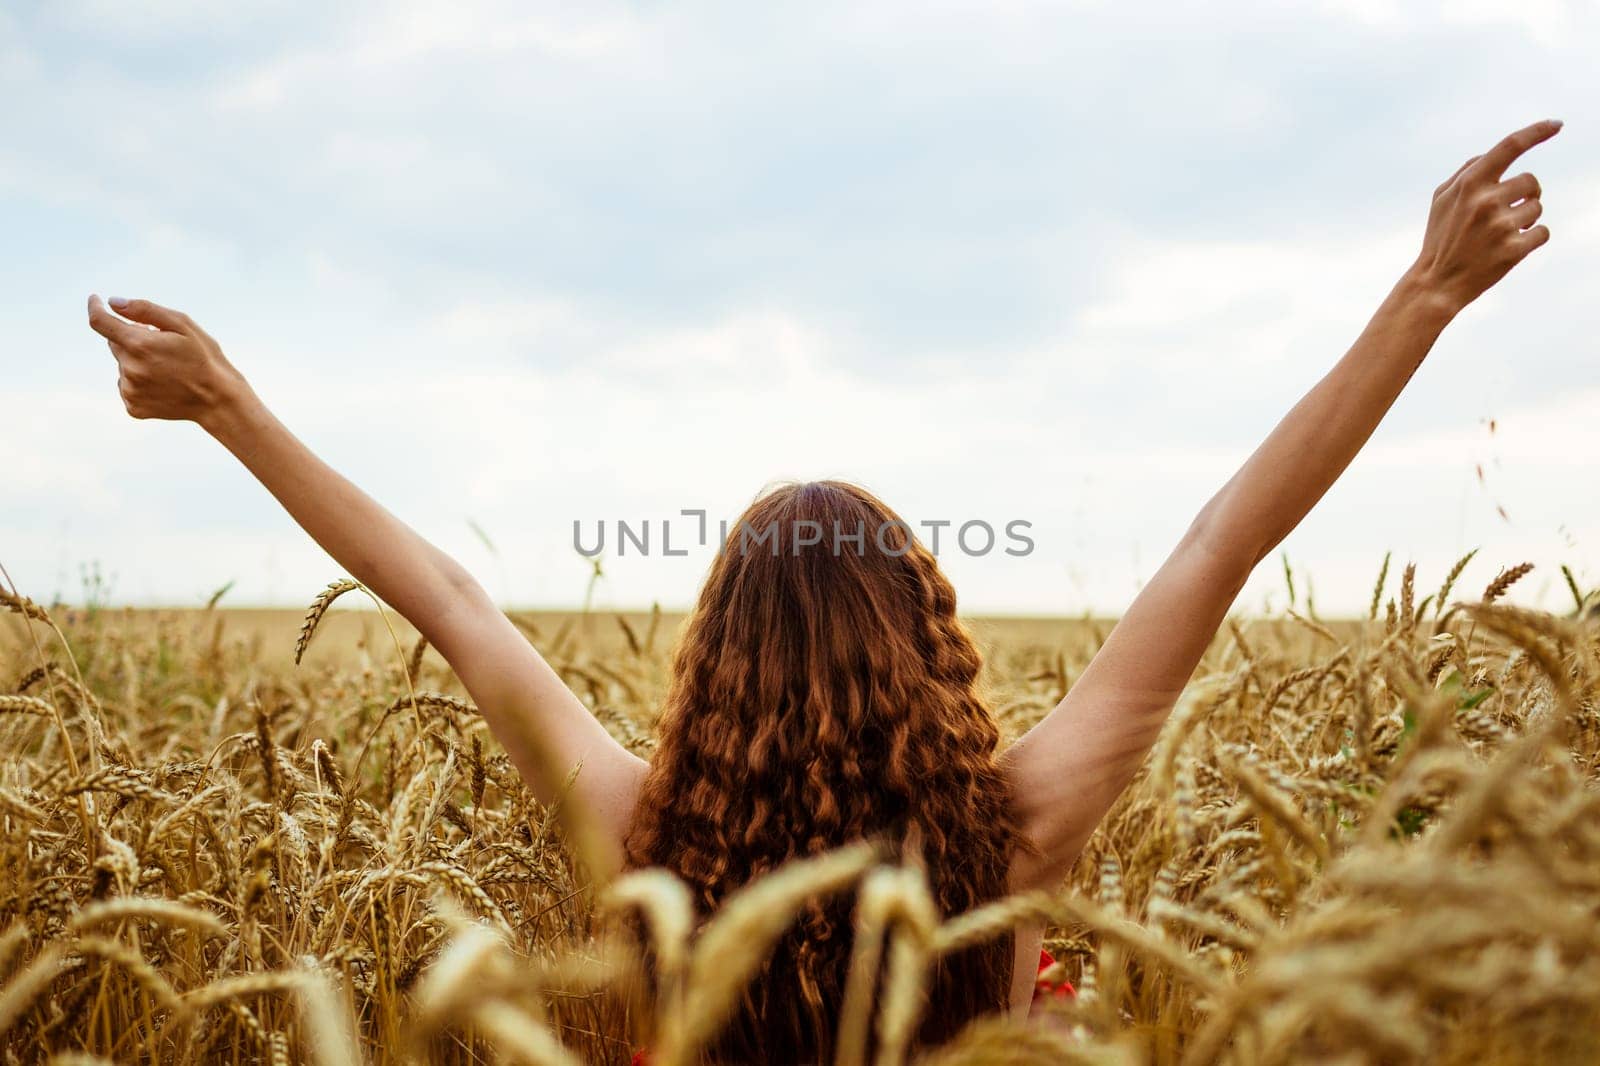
4, 0, 1599, 615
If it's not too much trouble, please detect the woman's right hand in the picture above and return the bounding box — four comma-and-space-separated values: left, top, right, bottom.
1410, 118, 1561, 315
85, 295, 251, 427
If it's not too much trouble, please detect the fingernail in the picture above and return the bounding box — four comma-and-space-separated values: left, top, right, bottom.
108, 296, 129, 309
1551, 119, 1564, 129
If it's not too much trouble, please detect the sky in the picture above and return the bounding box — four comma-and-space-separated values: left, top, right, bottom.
3, 0, 1600, 616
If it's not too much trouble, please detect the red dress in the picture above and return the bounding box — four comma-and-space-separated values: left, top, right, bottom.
630, 950, 1073, 1064
1034, 946, 1076, 1001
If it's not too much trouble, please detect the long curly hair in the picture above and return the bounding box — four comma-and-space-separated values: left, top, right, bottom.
624, 481, 1024, 1062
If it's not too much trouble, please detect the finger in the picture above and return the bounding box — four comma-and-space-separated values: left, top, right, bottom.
1499, 172, 1541, 204
86, 294, 145, 346
108, 297, 194, 334
1517, 224, 1551, 254
116, 374, 144, 419
1438, 154, 1482, 193
1508, 197, 1543, 230
1473, 119, 1563, 182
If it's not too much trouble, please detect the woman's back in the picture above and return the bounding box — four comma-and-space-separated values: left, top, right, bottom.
625, 481, 1023, 1060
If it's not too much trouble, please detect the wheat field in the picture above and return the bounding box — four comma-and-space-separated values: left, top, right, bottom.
3, 554, 1599, 1065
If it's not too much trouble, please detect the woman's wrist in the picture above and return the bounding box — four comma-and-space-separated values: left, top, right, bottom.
197, 378, 268, 445
1393, 263, 1464, 332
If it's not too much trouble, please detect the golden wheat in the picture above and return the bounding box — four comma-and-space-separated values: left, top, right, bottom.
1, 556, 1598, 1064
294, 579, 361, 665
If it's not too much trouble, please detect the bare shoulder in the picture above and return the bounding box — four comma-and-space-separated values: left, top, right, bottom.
598, 749, 652, 838
581, 750, 651, 874
997, 735, 1081, 895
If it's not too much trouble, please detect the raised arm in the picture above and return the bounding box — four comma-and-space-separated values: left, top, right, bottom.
85, 297, 646, 874
1002, 119, 1562, 891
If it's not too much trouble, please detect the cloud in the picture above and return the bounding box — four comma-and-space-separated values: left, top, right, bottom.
1315, 0, 1595, 48
3, 0, 1598, 613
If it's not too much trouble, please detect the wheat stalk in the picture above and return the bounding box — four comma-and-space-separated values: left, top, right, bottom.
4, 556, 1599, 1064
294, 579, 361, 665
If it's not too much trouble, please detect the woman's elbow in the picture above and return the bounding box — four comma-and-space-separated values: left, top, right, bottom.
1181, 508, 1262, 589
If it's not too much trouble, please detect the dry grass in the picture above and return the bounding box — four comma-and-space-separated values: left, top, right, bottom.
3, 558, 1600, 1064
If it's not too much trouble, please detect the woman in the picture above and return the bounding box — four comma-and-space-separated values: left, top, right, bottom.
86, 119, 1560, 1060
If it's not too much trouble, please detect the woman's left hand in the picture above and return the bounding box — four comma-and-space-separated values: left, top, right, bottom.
85, 295, 250, 425
1409, 118, 1562, 315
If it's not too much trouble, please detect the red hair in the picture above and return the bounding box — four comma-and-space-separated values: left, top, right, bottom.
624, 481, 1021, 1060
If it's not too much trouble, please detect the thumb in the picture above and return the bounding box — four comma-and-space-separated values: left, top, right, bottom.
107, 297, 194, 334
